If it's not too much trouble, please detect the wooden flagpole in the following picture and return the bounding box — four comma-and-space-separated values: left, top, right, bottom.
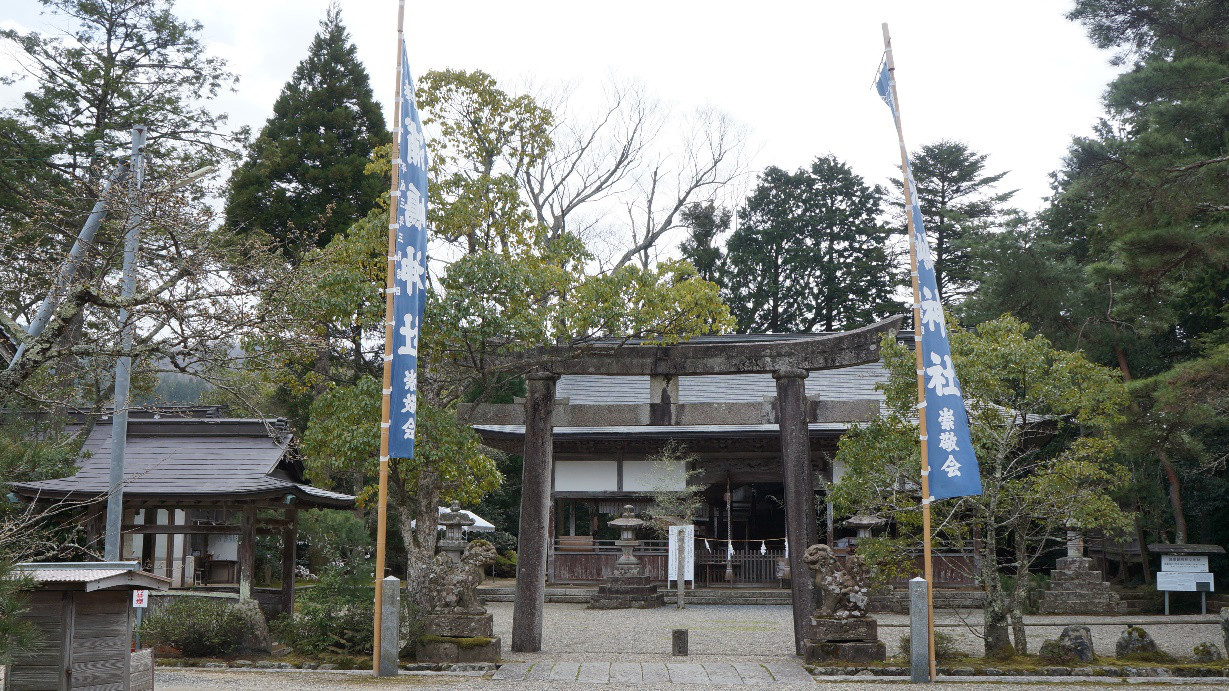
882, 22, 937, 682
373, 0, 406, 675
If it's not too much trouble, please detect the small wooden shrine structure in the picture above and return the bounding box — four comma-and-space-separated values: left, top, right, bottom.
9, 414, 354, 615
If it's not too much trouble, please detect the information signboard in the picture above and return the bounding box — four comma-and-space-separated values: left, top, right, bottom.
132, 589, 149, 608
1161, 555, 1209, 573
1156, 571, 1214, 592
667, 525, 695, 585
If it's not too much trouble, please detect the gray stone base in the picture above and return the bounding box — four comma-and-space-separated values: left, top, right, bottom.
1040, 559, 1123, 614
589, 575, 664, 609
810, 616, 877, 642
424, 613, 493, 638
415, 636, 501, 663
803, 639, 887, 663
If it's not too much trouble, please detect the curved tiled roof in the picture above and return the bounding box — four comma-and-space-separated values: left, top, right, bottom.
10, 418, 353, 509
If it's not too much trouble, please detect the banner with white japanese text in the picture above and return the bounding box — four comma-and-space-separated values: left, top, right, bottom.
388, 45, 429, 459
876, 62, 982, 501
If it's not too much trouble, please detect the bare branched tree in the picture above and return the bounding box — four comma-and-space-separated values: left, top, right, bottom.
0, 163, 296, 408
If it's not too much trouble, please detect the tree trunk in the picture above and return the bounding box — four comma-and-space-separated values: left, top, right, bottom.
979, 528, 1012, 658
398, 468, 442, 611
1157, 449, 1187, 544
1010, 528, 1028, 655
1114, 343, 1187, 545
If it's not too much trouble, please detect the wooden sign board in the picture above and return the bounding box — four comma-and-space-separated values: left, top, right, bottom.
1161, 555, 1209, 573
1156, 571, 1214, 592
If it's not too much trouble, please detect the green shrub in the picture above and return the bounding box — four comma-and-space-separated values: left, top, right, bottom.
493, 550, 517, 578
139, 597, 252, 657
273, 566, 426, 656
897, 630, 962, 661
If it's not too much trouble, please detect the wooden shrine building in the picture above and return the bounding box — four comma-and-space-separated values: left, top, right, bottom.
9, 413, 355, 615
459, 316, 919, 655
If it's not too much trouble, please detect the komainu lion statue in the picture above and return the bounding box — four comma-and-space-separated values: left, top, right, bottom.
802, 543, 870, 619
424, 539, 498, 614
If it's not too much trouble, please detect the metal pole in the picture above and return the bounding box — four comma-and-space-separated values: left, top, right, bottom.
103, 125, 147, 562
8, 162, 128, 370
373, 0, 407, 675
882, 23, 936, 682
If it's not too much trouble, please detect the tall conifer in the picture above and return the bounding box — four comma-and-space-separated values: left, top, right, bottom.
225, 3, 388, 259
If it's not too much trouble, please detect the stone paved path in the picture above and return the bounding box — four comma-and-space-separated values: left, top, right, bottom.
491, 660, 814, 686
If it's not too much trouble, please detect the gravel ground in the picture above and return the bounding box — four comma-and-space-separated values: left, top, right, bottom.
133, 602, 1229, 690
485, 602, 1224, 661
154, 669, 1229, 690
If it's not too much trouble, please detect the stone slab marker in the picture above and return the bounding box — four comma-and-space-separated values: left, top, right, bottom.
513, 372, 558, 652
909, 577, 929, 683
378, 576, 400, 677
774, 368, 819, 656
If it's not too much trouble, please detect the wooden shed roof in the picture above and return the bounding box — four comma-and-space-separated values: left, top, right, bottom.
14, 561, 170, 591
10, 418, 354, 509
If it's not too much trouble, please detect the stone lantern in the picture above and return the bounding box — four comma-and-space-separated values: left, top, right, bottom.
610, 505, 645, 577
844, 514, 887, 542
588, 505, 664, 609
438, 502, 474, 564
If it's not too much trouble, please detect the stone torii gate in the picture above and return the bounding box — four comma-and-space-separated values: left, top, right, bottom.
508, 315, 904, 655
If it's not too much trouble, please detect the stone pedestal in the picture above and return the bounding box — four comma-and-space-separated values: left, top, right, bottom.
803, 616, 887, 664
1039, 556, 1123, 614
589, 574, 665, 609
417, 613, 501, 663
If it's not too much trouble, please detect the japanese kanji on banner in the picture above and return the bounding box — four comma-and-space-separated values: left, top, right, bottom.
388, 45, 429, 459
876, 62, 982, 501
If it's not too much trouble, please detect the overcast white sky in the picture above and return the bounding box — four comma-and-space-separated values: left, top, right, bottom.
4, 0, 1122, 216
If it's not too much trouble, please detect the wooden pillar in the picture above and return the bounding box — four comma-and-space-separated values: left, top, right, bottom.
238, 505, 256, 601
281, 507, 298, 615
512, 372, 557, 653
774, 368, 818, 656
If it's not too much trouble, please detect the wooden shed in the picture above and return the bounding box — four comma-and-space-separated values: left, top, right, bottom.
5, 561, 168, 691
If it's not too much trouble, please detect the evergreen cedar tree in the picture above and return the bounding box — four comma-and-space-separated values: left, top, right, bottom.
891, 140, 1014, 304
224, 4, 389, 260
692, 155, 899, 334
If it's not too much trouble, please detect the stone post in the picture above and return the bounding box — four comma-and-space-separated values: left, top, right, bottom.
378, 576, 400, 677
909, 577, 930, 683
512, 372, 557, 653
774, 368, 818, 656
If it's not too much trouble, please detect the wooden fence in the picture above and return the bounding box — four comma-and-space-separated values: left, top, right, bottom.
550, 539, 977, 588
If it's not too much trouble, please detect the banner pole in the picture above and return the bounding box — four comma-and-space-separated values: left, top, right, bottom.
882, 22, 936, 683
373, 0, 406, 676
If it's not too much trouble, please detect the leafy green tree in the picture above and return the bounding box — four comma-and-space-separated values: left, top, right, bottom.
224, 3, 389, 258
724, 156, 899, 333
1, 0, 238, 171
228, 67, 734, 604
981, 0, 1229, 546
892, 141, 1015, 303
831, 316, 1130, 656
679, 201, 730, 284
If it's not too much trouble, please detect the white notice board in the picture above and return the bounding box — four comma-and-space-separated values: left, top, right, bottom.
1156, 571, 1214, 592
667, 525, 695, 585
1161, 555, 1209, 573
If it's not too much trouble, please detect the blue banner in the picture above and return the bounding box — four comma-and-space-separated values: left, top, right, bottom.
876, 62, 982, 501
388, 45, 429, 459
